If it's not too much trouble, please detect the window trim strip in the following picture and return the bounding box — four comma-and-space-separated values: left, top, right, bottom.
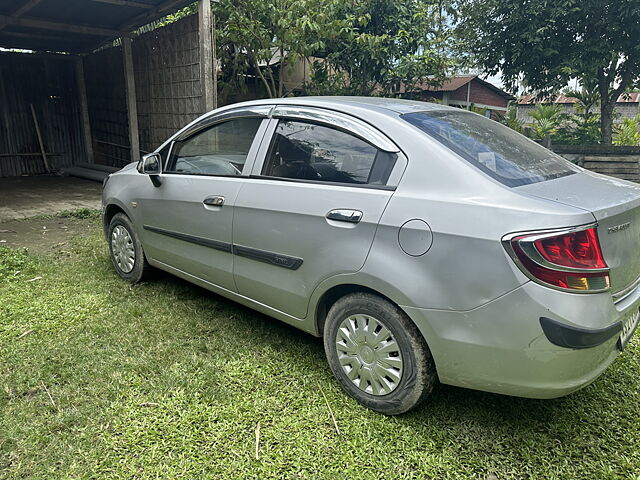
272, 106, 399, 153
247, 175, 397, 191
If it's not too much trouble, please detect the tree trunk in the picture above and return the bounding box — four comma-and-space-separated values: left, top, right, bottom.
600, 98, 615, 145
597, 67, 616, 145
278, 47, 284, 97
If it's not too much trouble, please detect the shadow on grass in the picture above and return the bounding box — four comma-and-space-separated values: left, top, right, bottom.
143, 266, 618, 434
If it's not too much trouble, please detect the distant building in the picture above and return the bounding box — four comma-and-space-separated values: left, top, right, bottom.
398, 75, 515, 120
517, 93, 640, 123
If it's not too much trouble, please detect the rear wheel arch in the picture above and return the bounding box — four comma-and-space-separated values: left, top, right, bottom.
315, 284, 417, 337
321, 289, 438, 414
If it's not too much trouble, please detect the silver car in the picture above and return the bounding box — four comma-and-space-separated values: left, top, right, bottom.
103, 97, 640, 414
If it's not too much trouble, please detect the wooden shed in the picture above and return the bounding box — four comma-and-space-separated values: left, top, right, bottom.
0, 0, 216, 178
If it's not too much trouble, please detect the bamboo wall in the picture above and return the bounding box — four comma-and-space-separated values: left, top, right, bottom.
0, 53, 86, 177
1, 14, 208, 176
134, 14, 203, 154
83, 14, 203, 168
84, 47, 130, 167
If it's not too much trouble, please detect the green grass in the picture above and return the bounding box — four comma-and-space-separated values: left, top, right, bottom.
55, 207, 102, 220
1, 219, 640, 479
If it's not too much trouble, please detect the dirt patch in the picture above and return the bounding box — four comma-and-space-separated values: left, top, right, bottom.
0, 176, 102, 223
0, 216, 98, 255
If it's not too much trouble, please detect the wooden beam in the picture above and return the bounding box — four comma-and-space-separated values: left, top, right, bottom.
119, 0, 192, 30
75, 57, 95, 163
0, 152, 60, 157
199, 0, 213, 113
0, 14, 123, 37
0, 31, 93, 52
0, 31, 78, 43
0, 0, 42, 32
122, 37, 140, 162
90, 0, 154, 9
8, 0, 43, 18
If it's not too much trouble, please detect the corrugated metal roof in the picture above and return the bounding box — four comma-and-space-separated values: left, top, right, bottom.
519, 92, 640, 105
0, 0, 194, 53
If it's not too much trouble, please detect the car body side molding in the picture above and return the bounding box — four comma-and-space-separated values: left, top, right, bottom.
143, 225, 233, 253
143, 225, 303, 270
233, 244, 303, 270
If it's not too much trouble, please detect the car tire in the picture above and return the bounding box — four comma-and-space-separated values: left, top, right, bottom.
323, 292, 437, 415
107, 212, 150, 283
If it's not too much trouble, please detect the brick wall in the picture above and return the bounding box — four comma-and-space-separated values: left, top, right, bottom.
449, 80, 509, 109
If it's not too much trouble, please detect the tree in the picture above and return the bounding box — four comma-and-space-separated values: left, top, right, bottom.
614, 115, 640, 146
457, 0, 640, 144
501, 103, 523, 133
214, 0, 453, 98
214, 0, 343, 98
564, 79, 600, 118
313, 0, 453, 96
528, 104, 568, 140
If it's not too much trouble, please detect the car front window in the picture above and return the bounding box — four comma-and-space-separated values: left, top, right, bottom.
166, 117, 262, 176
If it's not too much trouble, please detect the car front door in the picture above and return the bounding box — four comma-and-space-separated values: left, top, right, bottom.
138, 112, 270, 292
232, 106, 405, 318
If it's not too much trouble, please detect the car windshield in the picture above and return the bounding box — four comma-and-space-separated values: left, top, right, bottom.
402, 110, 580, 187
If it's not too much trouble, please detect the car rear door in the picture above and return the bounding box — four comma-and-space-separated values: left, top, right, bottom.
138, 108, 270, 292
232, 106, 406, 318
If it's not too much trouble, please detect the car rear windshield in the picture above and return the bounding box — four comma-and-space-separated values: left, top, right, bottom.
402, 111, 580, 187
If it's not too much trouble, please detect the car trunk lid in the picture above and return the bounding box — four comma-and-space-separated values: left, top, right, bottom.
516, 171, 640, 295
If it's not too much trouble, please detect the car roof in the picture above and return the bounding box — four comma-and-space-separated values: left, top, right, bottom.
217, 96, 458, 116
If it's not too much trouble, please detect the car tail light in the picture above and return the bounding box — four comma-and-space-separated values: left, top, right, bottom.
503, 225, 610, 293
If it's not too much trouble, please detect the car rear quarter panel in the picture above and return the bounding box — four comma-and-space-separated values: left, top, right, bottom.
353, 127, 598, 312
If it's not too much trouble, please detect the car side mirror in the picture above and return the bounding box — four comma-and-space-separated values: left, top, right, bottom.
140, 153, 162, 187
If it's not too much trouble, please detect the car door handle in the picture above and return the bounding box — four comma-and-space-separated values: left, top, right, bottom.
203, 195, 225, 207
326, 209, 363, 223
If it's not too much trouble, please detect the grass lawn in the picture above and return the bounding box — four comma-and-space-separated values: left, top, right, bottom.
1, 213, 640, 479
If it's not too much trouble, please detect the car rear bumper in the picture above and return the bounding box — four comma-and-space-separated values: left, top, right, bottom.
402, 280, 640, 399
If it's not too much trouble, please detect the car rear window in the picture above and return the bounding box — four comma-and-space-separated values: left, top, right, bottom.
402, 111, 580, 187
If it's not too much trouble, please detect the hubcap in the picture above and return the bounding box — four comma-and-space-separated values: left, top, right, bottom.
111, 225, 135, 273
335, 314, 404, 396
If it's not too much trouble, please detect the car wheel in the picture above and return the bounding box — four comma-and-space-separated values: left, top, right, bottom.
108, 212, 150, 283
323, 292, 437, 415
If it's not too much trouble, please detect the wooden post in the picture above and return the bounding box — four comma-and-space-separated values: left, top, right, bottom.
30, 103, 51, 173
199, 0, 214, 113
122, 36, 140, 162
212, 12, 218, 110
74, 56, 94, 163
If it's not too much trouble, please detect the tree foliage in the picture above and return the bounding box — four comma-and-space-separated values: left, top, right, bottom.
457, 0, 640, 144
528, 104, 568, 140
614, 115, 640, 146
310, 0, 453, 95
213, 0, 453, 98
